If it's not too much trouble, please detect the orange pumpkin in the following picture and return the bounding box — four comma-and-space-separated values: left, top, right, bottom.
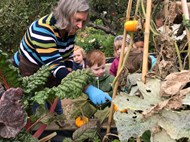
124, 20, 138, 32
113, 104, 127, 113
113, 104, 118, 112
75, 116, 89, 127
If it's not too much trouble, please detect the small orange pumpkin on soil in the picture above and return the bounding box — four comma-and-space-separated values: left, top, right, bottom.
124, 20, 138, 32
75, 116, 89, 127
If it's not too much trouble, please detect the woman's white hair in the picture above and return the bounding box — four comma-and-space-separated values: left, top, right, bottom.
53, 0, 89, 30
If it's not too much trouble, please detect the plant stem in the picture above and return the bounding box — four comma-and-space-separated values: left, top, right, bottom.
0, 69, 10, 89
174, 41, 183, 71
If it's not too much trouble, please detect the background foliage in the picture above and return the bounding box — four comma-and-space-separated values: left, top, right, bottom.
0, 0, 57, 55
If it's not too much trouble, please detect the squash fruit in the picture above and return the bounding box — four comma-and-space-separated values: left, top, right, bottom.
124, 20, 138, 32
113, 104, 127, 113
75, 116, 89, 127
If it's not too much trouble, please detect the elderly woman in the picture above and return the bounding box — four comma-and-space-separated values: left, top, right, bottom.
13, 0, 111, 114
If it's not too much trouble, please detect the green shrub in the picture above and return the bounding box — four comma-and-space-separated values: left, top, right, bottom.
0, 0, 56, 55
76, 27, 114, 57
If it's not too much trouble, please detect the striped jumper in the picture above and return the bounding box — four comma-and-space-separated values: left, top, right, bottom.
13, 14, 75, 79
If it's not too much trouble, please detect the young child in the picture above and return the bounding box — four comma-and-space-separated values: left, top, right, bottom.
86, 49, 114, 96
133, 34, 157, 71
155, 10, 164, 28
71, 50, 114, 123
109, 35, 131, 76
133, 35, 144, 51
72, 45, 87, 71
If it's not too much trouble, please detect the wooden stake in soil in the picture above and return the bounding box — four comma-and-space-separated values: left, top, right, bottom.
105, 0, 133, 136
164, 0, 169, 32
141, 0, 152, 83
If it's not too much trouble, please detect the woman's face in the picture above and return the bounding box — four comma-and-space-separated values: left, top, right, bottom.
73, 50, 83, 64
90, 63, 106, 77
68, 12, 88, 35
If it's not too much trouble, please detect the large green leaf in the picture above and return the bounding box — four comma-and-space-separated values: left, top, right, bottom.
151, 129, 175, 142
159, 110, 190, 140
72, 94, 97, 119
34, 69, 93, 104
0, 50, 21, 88
113, 110, 159, 141
113, 78, 162, 111
114, 103, 190, 141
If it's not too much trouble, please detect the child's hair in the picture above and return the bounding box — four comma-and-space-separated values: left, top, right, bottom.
125, 48, 152, 73
113, 35, 131, 57
86, 49, 105, 68
74, 45, 86, 59
134, 32, 144, 43
155, 10, 164, 21
155, 10, 165, 27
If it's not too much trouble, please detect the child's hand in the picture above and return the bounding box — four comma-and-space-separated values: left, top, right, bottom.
85, 85, 112, 105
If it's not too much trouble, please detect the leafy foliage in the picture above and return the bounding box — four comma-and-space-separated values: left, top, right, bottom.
22, 65, 51, 94
88, 0, 137, 34
0, 88, 26, 139
0, 0, 56, 54
0, 50, 21, 89
113, 76, 190, 141
33, 69, 93, 105
76, 27, 114, 57
0, 129, 39, 142
72, 121, 100, 142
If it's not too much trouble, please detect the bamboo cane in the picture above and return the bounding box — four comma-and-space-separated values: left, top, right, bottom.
181, 0, 190, 69
164, 0, 169, 32
164, 0, 169, 16
134, 0, 141, 19
176, 1, 190, 9
105, 0, 133, 137
141, 0, 152, 83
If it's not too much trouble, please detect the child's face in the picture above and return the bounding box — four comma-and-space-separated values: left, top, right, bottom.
90, 63, 106, 77
134, 41, 144, 52
73, 50, 83, 64
116, 45, 128, 57
155, 18, 164, 28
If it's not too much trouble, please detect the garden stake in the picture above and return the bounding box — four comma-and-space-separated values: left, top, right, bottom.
112, 34, 134, 87
134, 0, 140, 18
141, 0, 152, 83
163, 0, 170, 32
181, 0, 190, 69
39, 132, 57, 142
105, 0, 133, 137
140, 0, 159, 36
33, 98, 59, 138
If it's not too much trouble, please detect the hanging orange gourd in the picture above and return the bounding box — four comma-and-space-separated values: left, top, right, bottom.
124, 20, 138, 32
75, 116, 89, 127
